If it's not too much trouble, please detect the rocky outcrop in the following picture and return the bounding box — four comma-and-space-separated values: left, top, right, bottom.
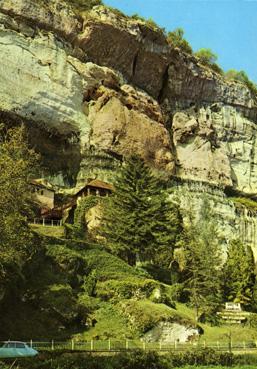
144, 322, 199, 343
165, 52, 257, 117
0, 0, 82, 40
172, 104, 257, 193
0, 27, 86, 134
87, 84, 174, 172
1, 0, 257, 250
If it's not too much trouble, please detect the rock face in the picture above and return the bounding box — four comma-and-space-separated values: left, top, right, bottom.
1, 0, 257, 253
144, 322, 199, 343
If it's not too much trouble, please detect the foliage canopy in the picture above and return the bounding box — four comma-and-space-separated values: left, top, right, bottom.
0, 125, 39, 299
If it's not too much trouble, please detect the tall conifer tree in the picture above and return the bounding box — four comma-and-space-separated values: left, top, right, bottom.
182, 197, 222, 322
222, 239, 255, 307
102, 156, 181, 266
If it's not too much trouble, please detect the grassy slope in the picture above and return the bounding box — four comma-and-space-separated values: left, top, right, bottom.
175, 304, 257, 343
22, 225, 257, 342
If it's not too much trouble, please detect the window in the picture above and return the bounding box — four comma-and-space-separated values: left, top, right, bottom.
16, 343, 26, 348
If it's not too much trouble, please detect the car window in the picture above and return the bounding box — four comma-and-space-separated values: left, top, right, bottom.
16, 343, 25, 348
2, 342, 16, 348
2, 342, 26, 348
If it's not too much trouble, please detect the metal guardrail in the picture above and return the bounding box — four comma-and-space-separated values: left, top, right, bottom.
2, 340, 255, 353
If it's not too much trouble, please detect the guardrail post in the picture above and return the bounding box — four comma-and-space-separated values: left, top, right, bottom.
51, 340, 54, 350
91, 340, 94, 351
126, 339, 129, 350
71, 339, 74, 350
174, 340, 177, 350
143, 341, 146, 350
30, 339, 33, 348
108, 339, 111, 351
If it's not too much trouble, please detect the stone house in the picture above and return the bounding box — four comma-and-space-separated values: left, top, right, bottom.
30, 179, 55, 210
75, 179, 114, 200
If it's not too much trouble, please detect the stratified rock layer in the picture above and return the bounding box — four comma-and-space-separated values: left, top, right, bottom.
1, 0, 257, 253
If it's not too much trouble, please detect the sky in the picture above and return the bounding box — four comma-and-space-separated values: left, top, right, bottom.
103, 0, 257, 83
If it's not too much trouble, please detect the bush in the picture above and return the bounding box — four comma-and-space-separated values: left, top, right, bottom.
225, 69, 257, 96
167, 348, 234, 367
194, 48, 223, 75
13, 349, 236, 368
167, 28, 193, 54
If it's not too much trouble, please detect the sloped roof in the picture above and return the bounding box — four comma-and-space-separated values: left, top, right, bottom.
30, 178, 54, 191
87, 179, 114, 191
75, 179, 114, 195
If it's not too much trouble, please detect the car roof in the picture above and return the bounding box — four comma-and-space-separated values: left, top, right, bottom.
4, 341, 27, 344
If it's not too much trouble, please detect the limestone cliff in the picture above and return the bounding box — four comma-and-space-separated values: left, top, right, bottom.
1, 0, 257, 255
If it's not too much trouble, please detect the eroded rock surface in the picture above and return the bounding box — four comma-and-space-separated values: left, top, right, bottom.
1, 0, 257, 250
144, 322, 199, 343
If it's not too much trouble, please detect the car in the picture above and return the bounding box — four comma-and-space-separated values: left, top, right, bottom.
0, 341, 38, 358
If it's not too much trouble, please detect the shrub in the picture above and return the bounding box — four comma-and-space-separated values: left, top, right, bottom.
14, 349, 236, 368
167, 348, 234, 366
225, 69, 257, 96
167, 28, 193, 54
194, 48, 223, 75
131, 14, 165, 33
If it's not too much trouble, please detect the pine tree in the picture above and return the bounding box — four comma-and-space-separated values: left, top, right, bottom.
182, 197, 222, 322
222, 239, 256, 308
102, 156, 181, 266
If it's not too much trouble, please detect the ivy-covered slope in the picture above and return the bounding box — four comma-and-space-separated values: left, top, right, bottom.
0, 228, 195, 340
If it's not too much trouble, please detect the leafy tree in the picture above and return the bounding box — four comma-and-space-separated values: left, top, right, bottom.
222, 239, 255, 308
194, 48, 223, 75
0, 124, 39, 299
181, 197, 222, 322
102, 156, 181, 266
167, 28, 193, 54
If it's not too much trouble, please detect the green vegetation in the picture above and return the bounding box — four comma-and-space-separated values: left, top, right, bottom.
102, 155, 181, 266
2, 348, 252, 369
181, 198, 222, 322
225, 69, 257, 95
194, 48, 223, 74
1, 125, 257, 346
65, 0, 102, 11
0, 125, 39, 309
231, 197, 257, 212
167, 28, 193, 54
131, 13, 165, 33
223, 239, 256, 307
30, 224, 65, 238
72, 196, 99, 238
